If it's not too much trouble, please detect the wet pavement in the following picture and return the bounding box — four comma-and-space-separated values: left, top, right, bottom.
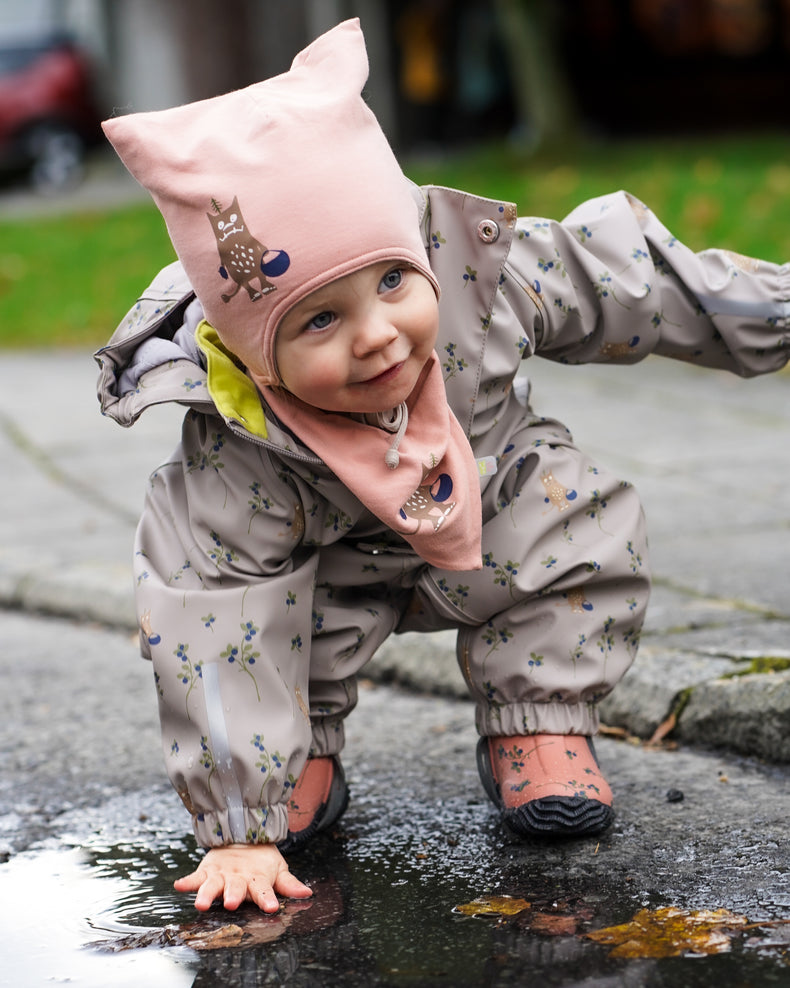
3, 609, 790, 986
1, 166, 790, 984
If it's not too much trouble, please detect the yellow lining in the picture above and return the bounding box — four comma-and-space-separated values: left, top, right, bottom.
195, 320, 268, 439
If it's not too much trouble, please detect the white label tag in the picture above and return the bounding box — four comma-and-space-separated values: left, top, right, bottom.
476, 456, 498, 477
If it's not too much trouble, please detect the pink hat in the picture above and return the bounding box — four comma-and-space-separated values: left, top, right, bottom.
102, 18, 438, 386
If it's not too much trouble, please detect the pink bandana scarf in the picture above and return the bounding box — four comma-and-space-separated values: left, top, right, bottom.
263, 353, 483, 571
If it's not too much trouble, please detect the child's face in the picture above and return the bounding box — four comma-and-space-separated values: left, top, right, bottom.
275, 261, 439, 414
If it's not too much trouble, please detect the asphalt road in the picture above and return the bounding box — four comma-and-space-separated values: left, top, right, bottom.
2, 609, 790, 986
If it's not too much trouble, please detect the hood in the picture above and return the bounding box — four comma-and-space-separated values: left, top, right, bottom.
96, 184, 434, 444
94, 259, 316, 459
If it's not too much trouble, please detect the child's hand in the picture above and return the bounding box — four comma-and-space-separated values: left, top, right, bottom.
174, 843, 312, 912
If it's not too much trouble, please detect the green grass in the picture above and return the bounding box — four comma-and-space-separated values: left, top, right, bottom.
0, 203, 176, 348
405, 132, 790, 261
2, 132, 790, 349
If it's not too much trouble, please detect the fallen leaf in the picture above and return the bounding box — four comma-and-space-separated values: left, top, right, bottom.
598, 724, 628, 739
90, 923, 250, 953
92, 918, 282, 953
455, 895, 531, 918
179, 924, 248, 950
647, 712, 676, 745
90, 927, 180, 952
585, 907, 749, 958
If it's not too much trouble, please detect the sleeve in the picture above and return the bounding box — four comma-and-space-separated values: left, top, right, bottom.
502, 189, 790, 376
134, 410, 319, 847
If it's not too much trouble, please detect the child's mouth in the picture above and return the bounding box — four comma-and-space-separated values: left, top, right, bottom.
363, 362, 404, 385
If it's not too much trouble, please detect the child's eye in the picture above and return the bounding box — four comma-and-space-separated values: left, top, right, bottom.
307, 311, 333, 331
379, 268, 403, 293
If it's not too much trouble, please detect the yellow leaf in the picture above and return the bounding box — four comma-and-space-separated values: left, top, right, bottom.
455, 895, 531, 918
585, 907, 749, 959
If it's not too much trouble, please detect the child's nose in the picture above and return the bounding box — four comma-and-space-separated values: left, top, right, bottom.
352, 314, 398, 356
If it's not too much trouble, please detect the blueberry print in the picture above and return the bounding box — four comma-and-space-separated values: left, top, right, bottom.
437, 578, 470, 611
186, 432, 225, 473
569, 633, 587, 667
221, 622, 261, 701
199, 735, 217, 794
207, 531, 239, 575
167, 560, 192, 585
248, 481, 274, 533
586, 489, 612, 532
492, 559, 519, 597
186, 432, 229, 505
626, 540, 644, 574
251, 734, 296, 804
174, 642, 202, 718
443, 342, 468, 378
481, 621, 514, 666
597, 616, 616, 657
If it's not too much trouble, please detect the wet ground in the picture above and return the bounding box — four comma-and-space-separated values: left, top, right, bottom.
3, 611, 790, 986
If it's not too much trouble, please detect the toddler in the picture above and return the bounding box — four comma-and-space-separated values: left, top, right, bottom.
97, 19, 789, 913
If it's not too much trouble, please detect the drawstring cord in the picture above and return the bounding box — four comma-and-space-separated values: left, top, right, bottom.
356, 402, 409, 469
382, 403, 408, 469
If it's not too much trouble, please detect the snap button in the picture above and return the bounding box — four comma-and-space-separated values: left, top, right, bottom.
477, 219, 500, 243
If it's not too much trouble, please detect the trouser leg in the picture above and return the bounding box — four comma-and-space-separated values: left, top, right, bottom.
418, 417, 651, 737
307, 544, 416, 757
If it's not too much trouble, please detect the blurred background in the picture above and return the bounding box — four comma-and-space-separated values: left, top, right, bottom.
4, 0, 790, 169
1, 0, 790, 348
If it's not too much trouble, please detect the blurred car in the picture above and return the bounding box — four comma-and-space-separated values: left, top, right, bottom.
0, 36, 102, 192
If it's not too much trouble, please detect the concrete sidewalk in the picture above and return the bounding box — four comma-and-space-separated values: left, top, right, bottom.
0, 349, 788, 761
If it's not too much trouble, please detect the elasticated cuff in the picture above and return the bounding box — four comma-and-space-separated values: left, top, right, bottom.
476, 700, 600, 737
308, 716, 347, 758
191, 801, 289, 848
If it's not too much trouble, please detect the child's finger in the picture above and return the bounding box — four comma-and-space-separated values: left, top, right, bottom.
173, 868, 205, 893
193, 874, 226, 912
222, 874, 250, 911
248, 876, 281, 913
273, 869, 313, 900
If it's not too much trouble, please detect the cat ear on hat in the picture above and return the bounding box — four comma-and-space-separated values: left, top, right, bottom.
290, 17, 368, 89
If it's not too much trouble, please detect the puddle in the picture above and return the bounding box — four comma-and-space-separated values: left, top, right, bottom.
0, 845, 197, 987
2, 759, 790, 987
3, 822, 790, 988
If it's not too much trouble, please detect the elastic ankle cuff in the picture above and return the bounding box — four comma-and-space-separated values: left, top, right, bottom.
476, 701, 600, 737
309, 717, 346, 757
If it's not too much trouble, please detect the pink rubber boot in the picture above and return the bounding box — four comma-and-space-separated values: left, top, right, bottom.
277, 756, 349, 854
477, 734, 614, 837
